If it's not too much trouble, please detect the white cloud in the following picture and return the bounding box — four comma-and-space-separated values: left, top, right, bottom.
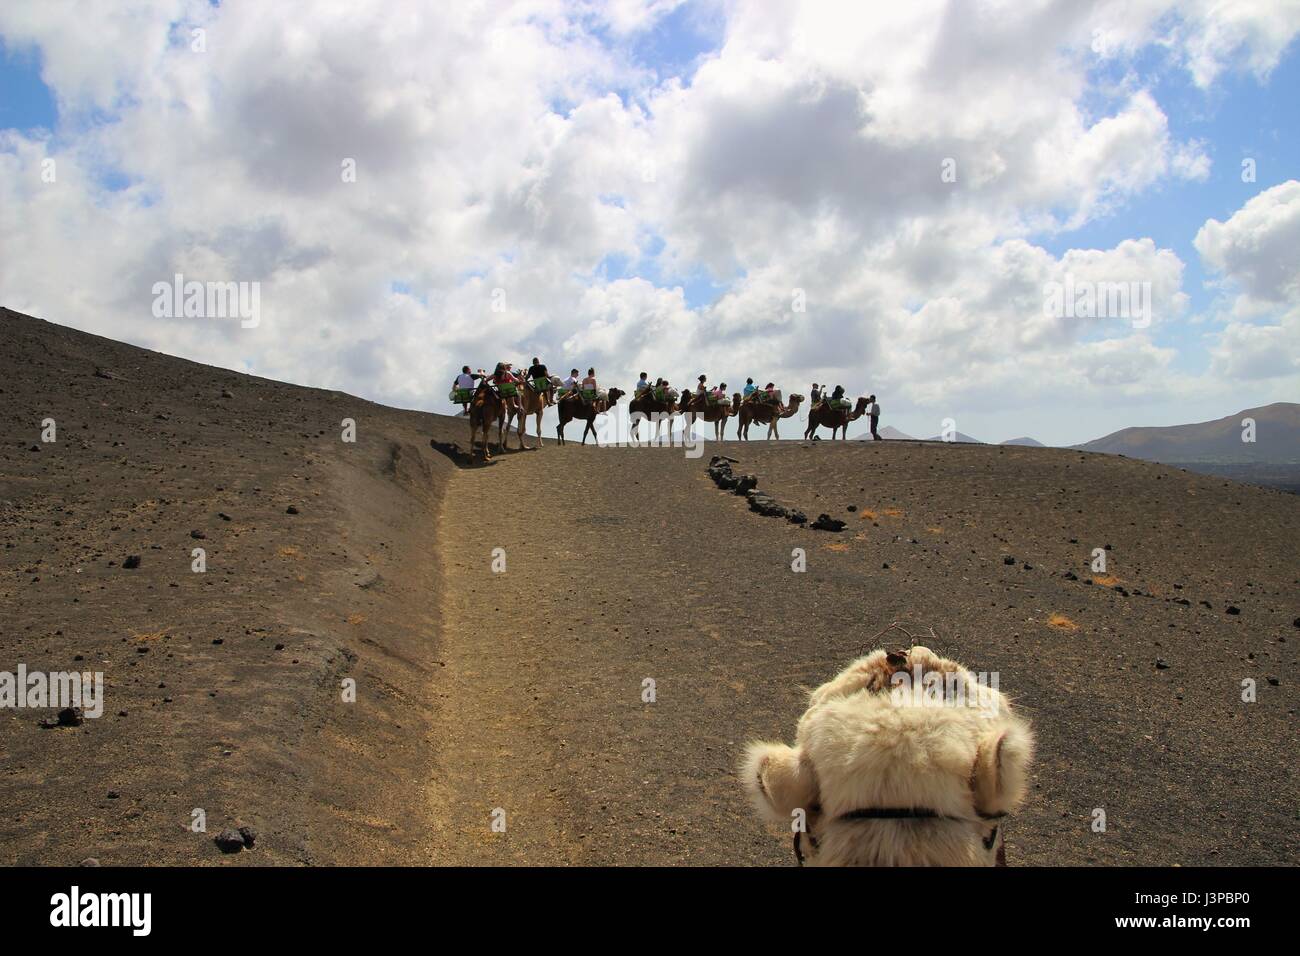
1196, 181, 1300, 382
0, 0, 1296, 442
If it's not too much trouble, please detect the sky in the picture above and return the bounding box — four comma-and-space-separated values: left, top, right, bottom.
1, 0, 1297, 445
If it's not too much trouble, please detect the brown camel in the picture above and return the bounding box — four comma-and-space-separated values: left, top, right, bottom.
805, 395, 869, 440
556, 387, 625, 446
736, 393, 804, 440
686, 392, 740, 440
468, 383, 507, 461
508, 375, 558, 449
491, 381, 525, 450
628, 387, 678, 442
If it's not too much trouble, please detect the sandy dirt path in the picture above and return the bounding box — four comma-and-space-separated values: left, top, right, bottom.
428, 442, 804, 865
427, 436, 1297, 867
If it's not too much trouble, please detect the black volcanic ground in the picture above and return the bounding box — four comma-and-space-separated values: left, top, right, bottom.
2, 307, 1297, 865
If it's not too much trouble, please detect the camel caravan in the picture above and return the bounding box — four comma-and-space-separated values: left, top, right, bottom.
742, 642, 1034, 866
451, 362, 882, 461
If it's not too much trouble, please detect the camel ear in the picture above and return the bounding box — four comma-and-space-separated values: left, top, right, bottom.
971, 722, 1034, 817
741, 742, 819, 826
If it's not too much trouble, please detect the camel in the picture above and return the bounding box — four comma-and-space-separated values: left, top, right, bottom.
467, 382, 508, 461
508, 374, 560, 449
555, 387, 625, 446
628, 387, 679, 442
804, 395, 869, 440
736, 393, 804, 440
741, 644, 1033, 866
491, 381, 526, 450
691, 392, 740, 440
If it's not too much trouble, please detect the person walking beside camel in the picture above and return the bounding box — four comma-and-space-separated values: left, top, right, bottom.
868, 394, 881, 440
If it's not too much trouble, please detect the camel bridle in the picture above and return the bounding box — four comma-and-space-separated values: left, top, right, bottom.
791, 806, 1008, 867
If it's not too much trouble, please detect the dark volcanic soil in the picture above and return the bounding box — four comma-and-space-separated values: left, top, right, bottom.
427, 438, 1298, 865
3, 307, 1297, 866
1, 308, 464, 864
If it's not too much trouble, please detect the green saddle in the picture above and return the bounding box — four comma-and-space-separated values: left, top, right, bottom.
530, 377, 549, 391
581, 388, 597, 402
496, 381, 518, 398
653, 388, 666, 401
453, 388, 474, 403
830, 399, 850, 410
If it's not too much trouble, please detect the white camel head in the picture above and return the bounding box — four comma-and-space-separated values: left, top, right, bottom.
742, 645, 1033, 866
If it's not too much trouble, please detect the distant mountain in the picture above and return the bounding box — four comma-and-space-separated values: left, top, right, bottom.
859, 425, 915, 440
1076, 403, 1300, 464
1001, 437, 1045, 447
923, 431, 983, 443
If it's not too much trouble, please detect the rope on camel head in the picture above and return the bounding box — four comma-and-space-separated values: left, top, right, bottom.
856, 621, 946, 660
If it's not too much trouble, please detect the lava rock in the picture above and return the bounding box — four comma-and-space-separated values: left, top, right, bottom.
122, 555, 141, 569
214, 829, 246, 853
810, 514, 845, 532
237, 826, 258, 847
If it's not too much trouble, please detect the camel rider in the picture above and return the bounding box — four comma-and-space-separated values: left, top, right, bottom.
696, 374, 708, 396
581, 367, 598, 403
743, 378, 756, 402
635, 372, 651, 396
811, 383, 822, 407
711, 382, 728, 404
528, 357, 552, 405
454, 365, 479, 414
763, 382, 781, 410
560, 368, 580, 400
830, 384, 845, 408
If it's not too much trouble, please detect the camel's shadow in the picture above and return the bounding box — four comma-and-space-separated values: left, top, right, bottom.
429, 438, 534, 468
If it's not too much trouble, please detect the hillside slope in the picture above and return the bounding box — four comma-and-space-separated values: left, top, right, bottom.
1078, 402, 1300, 463
0, 307, 466, 864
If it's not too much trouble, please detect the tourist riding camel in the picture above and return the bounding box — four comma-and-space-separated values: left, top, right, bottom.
451, 365, 480, 415
467, 380, 507, 461
691, 386, 740, 440
556, 386, 625, 445
526, 357, 553, 406
628, 379, 679, 442
741, 644, 1034, 866
736, 391, 803, 440
509, 372, 562, 449
805, 394, 869, 440
486, 362, 524, 448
